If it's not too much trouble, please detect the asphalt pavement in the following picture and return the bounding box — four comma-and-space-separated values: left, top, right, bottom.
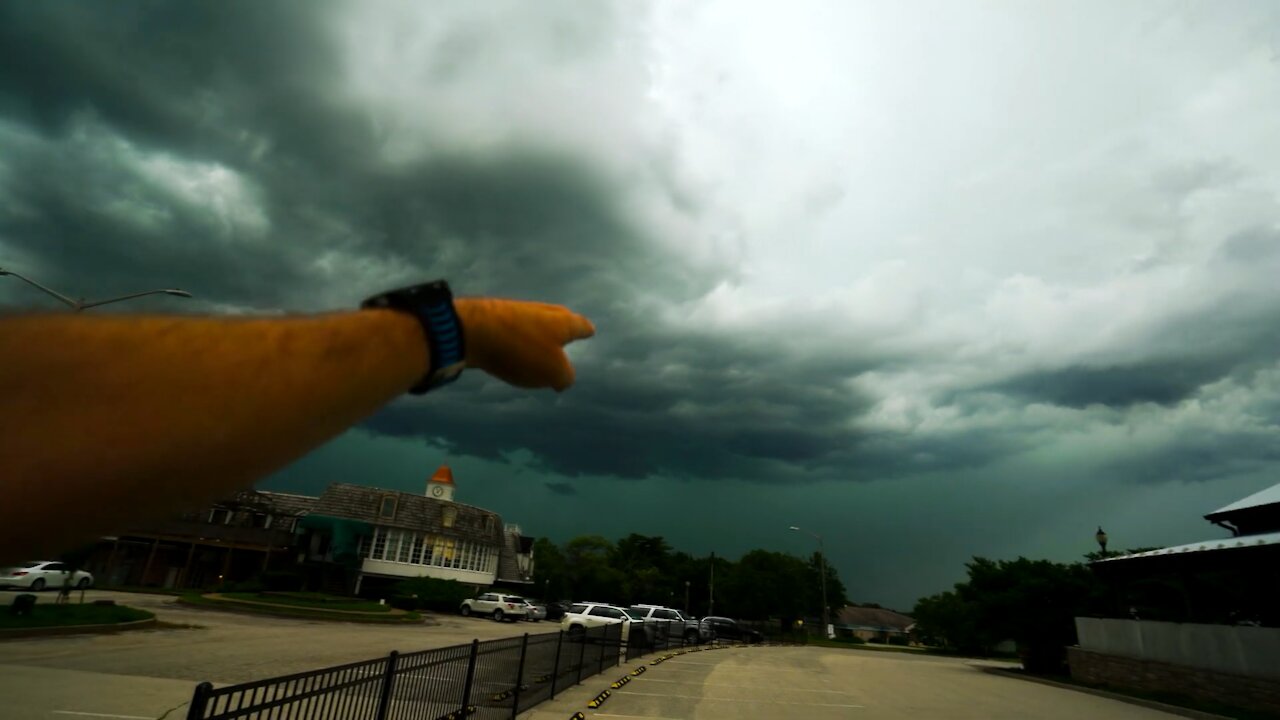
521, 645, 1191, 720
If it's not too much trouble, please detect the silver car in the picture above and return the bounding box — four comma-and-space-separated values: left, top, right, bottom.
523, 599, 548, 621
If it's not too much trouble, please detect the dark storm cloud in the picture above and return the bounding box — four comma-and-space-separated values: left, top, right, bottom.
990, 360, 1225, 409
543, 482, 578, 496
0, 1, 892, 483
5, 1, 1280, 497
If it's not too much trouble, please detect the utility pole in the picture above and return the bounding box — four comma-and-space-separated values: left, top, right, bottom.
708, 551, 715, 616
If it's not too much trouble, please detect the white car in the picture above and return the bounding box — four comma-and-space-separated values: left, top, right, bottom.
459, 592, 530, 622
0, 561, 94, 591
560, 602, 654, 645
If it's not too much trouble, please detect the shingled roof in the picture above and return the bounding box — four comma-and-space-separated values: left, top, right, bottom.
309, 482, 505, 548
835, 606, 915, 631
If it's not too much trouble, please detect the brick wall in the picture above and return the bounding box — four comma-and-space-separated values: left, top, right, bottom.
1068, 646, 1280, 715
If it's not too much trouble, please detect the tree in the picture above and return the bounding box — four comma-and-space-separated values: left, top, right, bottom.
531, 537, 568, 600
912, 556, 1109, 673
563, 535, 627, 602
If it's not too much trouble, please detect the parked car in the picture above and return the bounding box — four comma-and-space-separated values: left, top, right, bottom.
523, 599, 548, 621
701, 616, 764, 643
629, 604, 713, 643
543, 600, 571, 621
459, 593, 530, 622
560, 602, 655, 646
0, 561, 93, 591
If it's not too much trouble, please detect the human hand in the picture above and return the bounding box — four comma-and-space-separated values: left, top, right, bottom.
454, 298, 595, 391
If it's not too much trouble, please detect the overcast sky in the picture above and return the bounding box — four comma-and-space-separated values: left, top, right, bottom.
4, 1, 1280, 609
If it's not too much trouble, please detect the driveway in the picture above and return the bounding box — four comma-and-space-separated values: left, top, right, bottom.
1, 589, 547, 720
523, 645, 1189, 720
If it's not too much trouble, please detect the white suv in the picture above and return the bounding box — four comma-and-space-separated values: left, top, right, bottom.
560, 602, 655, 646
460, 593, 530, 622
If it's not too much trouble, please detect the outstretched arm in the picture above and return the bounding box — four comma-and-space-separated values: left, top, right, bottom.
0, 298, 594, 561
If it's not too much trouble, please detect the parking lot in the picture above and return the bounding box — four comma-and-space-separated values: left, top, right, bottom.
3, 591, 1188, 720
525, 645, 1189, 720
0, 590, 544, 720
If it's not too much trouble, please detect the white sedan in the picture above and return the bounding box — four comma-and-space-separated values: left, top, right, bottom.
0, 561, 94, 591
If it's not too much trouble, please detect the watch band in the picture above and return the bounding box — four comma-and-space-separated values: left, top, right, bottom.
361, 280, 466, 394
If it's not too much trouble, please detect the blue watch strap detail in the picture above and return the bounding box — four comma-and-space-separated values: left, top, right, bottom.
361, 280, 466, 395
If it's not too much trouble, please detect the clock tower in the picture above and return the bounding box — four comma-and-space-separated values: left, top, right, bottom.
426, 464, 455, 502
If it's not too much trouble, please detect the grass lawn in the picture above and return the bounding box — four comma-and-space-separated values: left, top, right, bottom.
221, 592, 392, 613
0, 603, 153, 629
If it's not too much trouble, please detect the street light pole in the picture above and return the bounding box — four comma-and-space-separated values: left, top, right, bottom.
0, 267, 192, 311
790, 525, 830, 640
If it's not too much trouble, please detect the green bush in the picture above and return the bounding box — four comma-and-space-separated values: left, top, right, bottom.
221, 579, 265, 593
389, 595, 419, 611
393, 576, 474, 613
832, 634, 866, 644
260, 571, 304, 592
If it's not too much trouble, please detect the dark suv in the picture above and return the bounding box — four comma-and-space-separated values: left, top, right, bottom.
701, 616, 764, 643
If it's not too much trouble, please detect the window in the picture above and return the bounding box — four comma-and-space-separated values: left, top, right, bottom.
479, 593, 497, 602
370, 527, 387, 560
357, 535, 369, 558
209, 508, 230, 525
442, 506, 457, 528
44, 562, 66, 572
409, 534, 423, 564
252, 513, 271, 529
379, 496, 397, 519
397, 532, 414, 563
589, 606, 623, 619
484, 515, 495, 532
569, 604, 587, 614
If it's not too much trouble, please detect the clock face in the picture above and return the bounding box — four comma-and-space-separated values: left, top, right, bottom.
431, 485, 444, 497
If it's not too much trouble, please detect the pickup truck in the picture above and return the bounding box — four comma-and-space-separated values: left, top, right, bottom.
628, 604, 713, 644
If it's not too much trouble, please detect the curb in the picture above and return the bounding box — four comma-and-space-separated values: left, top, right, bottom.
176, 596, 424, 624
984, 667, 1234, 720
0, 616, 157, 639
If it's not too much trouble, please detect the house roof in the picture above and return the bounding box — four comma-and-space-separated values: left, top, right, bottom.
256, 491, 319, 517
1205, 482, 1280, 521
496, 529, 533, 584
835, 606, 914, 631
1091, 530, 1280, 563
310, 482, 504, 548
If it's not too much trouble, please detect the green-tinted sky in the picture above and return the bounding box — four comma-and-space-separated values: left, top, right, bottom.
3, 1, 1280, 609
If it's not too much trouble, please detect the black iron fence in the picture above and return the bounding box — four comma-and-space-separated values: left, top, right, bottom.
187, 624, 625, 720
187, 619, 805, 720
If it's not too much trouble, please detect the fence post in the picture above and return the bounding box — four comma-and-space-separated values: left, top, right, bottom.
373, 651, 399, 720
186, 681, 213, 720
461, 639, 480, 714
549, 631, 564, 700
509, 633, 530, 720
575, 630, 588, 685
598, 627, 609, 674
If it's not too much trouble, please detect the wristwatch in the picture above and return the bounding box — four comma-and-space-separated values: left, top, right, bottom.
361, 280, 466, 394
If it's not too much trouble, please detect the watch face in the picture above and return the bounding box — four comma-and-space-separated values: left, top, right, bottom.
432, 486, 444, 497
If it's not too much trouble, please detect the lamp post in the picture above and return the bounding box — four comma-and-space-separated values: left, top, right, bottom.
684, 580, 690, 616
1095, 526, 1109, 554
790, 525, 830, 640
0, 267, 192, 311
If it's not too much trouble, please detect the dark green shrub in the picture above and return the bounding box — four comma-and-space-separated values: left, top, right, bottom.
393, 577, 474, 613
